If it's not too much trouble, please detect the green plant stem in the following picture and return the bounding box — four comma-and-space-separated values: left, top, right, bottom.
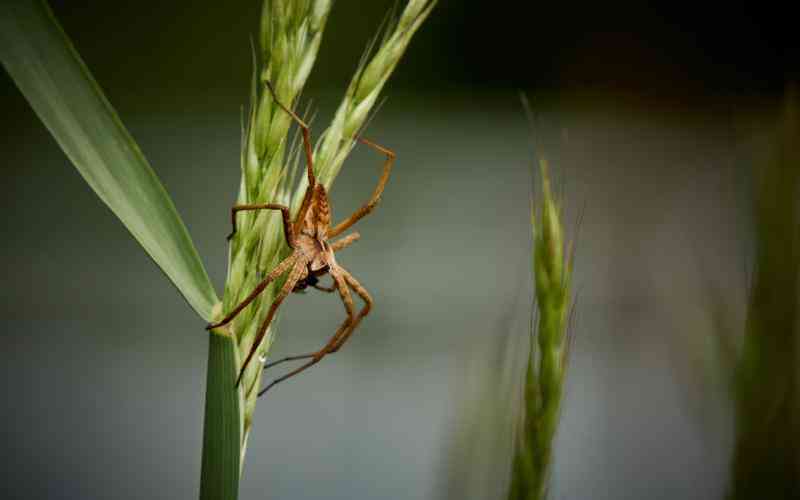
200, 329, 243, 500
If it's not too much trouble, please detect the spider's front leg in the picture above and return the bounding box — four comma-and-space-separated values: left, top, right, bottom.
227, 203, 294, 244
263, 80, 319, 236
264, 80, 314, 182
330, 232, 360, 252
328, 138, 395, 238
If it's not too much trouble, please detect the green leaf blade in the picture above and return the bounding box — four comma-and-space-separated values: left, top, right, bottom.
0, 0, 219, 321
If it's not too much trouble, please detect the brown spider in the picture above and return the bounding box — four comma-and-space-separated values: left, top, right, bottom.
206, 82, 395, 397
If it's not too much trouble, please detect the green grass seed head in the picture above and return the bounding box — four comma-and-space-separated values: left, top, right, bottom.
510, 154, 574, 500
221, 0, 438, 461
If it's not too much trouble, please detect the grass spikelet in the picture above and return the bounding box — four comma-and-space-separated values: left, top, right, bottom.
508, 157, 574, 500
299, 0, 438, 193
221, 0, 335, 453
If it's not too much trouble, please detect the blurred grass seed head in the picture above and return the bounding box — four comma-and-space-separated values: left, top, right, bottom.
508, 158, 573, 500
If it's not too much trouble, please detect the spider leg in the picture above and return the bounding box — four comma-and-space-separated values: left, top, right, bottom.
328, 137, 395, 238
263, 80, 315, 188
290, 276, 336, 295
258, 268, 355, 396
259, 277, 342, 372
206, 252, 298, 330
262, 353, 316, 370
328, 266, 373, 353
263, 80, 317, 235
312, 282, 337, 293
227, 203, 294, 244
236, 257, 307, 387
330, 232, 360, 252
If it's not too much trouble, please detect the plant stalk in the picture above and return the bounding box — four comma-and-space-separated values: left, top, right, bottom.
200, 329, 243, 500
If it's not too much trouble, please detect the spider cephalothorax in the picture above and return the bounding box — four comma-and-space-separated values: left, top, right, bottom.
206, 82, 394, 397
295, 185, 334, 272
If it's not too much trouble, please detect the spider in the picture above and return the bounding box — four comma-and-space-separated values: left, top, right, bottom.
206, 81, 395, 397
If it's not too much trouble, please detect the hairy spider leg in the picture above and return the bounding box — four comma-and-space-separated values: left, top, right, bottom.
264, 80, 315, 187
236, 257, 308, 387
258, 266, 374, 397
260, 233, 361, 372
206, 252, 298, 330
257, 267, 357, 396
263, 80, 318, 235
330, 232, 360, 251
328, 137, 396, 238
260, 270, 352, 372
328, 267, 373, 353
262, 353, 317, 371
312, 282, 337, 293
227, 203, 294, 243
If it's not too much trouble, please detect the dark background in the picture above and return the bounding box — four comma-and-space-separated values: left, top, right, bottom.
2, 1, 796, 499
40, 1, 800, 96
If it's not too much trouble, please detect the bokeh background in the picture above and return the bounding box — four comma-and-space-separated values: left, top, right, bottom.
2, 1, 798, 499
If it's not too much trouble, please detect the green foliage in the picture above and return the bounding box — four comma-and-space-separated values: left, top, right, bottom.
0, 0, 219, 321
729, 90, 800, 499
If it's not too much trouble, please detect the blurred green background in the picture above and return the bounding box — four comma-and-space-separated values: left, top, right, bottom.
1, 1, 797, 499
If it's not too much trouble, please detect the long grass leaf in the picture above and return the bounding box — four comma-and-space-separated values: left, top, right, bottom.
0, 0, 219, 321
